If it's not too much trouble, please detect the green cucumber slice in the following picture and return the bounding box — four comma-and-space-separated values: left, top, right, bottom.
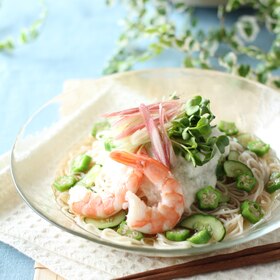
224, 160, 253, 178
187, 229, 212, 244
228, 150, 239, 161
84, 210, 126, 229
180, 214, 226, 242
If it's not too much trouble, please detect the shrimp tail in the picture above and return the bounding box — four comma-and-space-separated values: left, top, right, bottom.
110, 151, 147, 169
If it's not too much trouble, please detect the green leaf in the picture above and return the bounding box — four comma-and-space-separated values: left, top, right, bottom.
169, 96, 223, 166
179, 117, 190, 126
196, 117, 211, 136
0, 1, 47, 53
191, 18, 198, 28
273, 80, 280, 88
20, 31, 28, 44
185, 96, 202, 115
0, 39, 14, 51
157, 6, 166, 15
219, 52, 237, 71
184, 56, 194, 68
257, 71, 269, 84
182, 128, 190, 140
186, 137, 197, 149
149, 43, 163, 55
103, 0, 280, 87
238, 64, 251, 77
216, 135, 229, 154
226, 0, 242, 12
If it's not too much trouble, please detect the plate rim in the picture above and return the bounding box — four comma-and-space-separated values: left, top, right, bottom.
10, 67, 280, 257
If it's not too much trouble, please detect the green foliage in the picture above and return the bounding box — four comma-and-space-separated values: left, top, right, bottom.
104, 0, 280, 87
0, 0, 47, 53
168, 96, 229, 166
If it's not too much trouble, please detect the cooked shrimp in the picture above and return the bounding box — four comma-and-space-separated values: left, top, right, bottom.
69, 163, 143, 219
110, 151, 185, 234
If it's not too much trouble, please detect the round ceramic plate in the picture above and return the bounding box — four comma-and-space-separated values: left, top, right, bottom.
11, 68, 280, 257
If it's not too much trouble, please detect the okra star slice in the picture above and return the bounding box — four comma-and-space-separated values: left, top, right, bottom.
187, 229, 212, 244
91, 120, 110, 137
71, 154, 92, 173
236, 173, 257, 192
117, 221, 144, 240
266, 172, 280, 193
196, 186, 222, 210
53, 175, 77, 192
240, 200, 264, 224
165, 228, 191, 241
247, 140, 270, 157
218, 120, 239, 136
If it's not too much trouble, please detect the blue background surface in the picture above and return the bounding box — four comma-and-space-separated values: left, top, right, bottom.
0, 1, 276, 279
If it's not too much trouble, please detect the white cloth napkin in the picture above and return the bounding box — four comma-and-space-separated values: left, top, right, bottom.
1, 78, 280, 280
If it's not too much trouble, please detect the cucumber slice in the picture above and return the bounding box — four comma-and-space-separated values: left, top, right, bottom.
84, 210, 126, 229
180, 214, 226, 242
224, 160, 253, 178
187, 229, 211, 244
228, 150, 239, 161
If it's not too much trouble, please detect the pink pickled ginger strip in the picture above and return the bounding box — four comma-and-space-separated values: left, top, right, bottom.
159, 104, 176, 168
139, 104, 169, 168
103, 100, 180, 118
